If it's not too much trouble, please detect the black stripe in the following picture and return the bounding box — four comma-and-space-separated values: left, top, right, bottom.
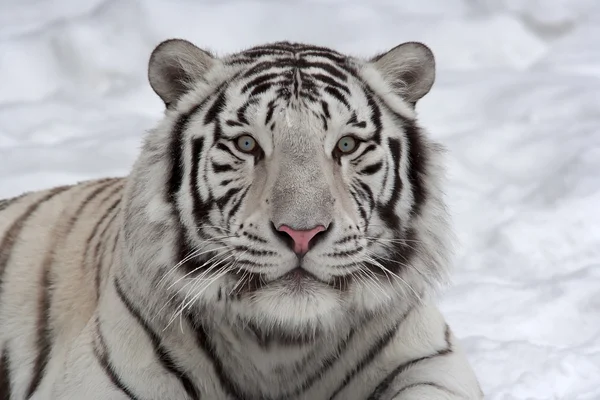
95, 198, 122, 299
300, 51, 346, 64
403, 119, 428, 217
114, 278, 201, 399
364, 89, 382, 144
25, 264, 52, 399
226, 186, 249, 224
93, 321, 140, 400
211, 162, 235, 173
225, 119, 244, 127
22, 181, 116, 399
215, 187, 241, 210
391, 382, 457, 398
167, 92, 217, 204
204, 90, 228, 126
311, 73, 350, 94
381, 106, 429, 217
0, 185, 70, 299
377, 138, 401, 229
359, 162, 383, 175
265, 100, 277, 125
349, 189, 368, 224
329, 308, 413, 400
241, 72, 280, 94
191, 137, 210, 230
0, 347, 11, 400
215, 142, 243, 162
367, 324, 453, 400
83, 182, 123, 273
186, 314, 247, 400
235, 101, 250, 124
324, 86, 350, 109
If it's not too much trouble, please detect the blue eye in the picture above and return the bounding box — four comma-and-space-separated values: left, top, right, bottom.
236, 135, 257, 153
336, 136, 357, 154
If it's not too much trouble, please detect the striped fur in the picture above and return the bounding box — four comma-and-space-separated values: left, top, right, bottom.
0, 39, 482, 399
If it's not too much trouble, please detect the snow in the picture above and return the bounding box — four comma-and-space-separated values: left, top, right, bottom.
1, 0, 599, 398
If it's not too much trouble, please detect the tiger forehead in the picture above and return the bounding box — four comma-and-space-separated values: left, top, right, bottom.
224, 42, 360, 103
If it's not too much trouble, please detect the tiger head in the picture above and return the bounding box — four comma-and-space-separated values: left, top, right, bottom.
123, 39, 452, 338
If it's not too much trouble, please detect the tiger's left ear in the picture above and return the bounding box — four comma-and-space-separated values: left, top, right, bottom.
148, 39, 216, 108
371, 42, 435, 104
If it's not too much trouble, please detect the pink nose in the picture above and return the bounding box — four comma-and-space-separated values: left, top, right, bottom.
277, 225, 326, 255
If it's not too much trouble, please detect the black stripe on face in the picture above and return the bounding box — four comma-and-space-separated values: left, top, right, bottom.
241, 72, 280, 95
311, 73, 351, 95
364, 89, 382, 145
226, 186, 249, 225
190, 137, 210, 229
359, 162, 383, 176
377, 138, 401, 229
324, 86, 351, 110
215, 142, 243, 162
215, 187, 241, 210
328, 307, 413, 400
0, 347, 11, 400
114, 278, 201, 400
0, 185, 71, 299
167, 80, 232, 205
402, 119, 429, 217
265, 100, 277, 125
93, 320, 140, 400
167, 100, 209, 204
367, 324, 453, 400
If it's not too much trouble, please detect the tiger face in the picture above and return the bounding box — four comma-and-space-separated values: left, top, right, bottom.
126, 40, 451, 338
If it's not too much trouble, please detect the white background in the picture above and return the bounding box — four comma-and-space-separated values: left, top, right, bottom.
1, 0, 599, 398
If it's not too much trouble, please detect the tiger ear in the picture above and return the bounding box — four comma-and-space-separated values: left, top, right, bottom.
371, 42, 435, 104
148, 39, 215, 108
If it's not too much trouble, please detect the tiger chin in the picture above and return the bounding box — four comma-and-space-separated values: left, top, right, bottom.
0, 38, 483, 400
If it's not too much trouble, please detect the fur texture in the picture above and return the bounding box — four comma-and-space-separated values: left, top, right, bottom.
0, 39, 482, 399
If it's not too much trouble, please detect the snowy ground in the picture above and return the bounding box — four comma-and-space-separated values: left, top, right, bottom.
1, 0, 599, 398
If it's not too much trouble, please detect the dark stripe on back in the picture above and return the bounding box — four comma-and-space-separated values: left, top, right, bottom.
329, 308, 413, 400
0, 195, 24, 213
0, 185, 71, 299
25, 264, 52, 399
0, 347, 10, 400
367, 324, 453, 400
114, 278, 201, 400
94, 198, 122, 300
93, 320, 140, 400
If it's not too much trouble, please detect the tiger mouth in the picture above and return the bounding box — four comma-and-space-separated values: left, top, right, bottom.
228, 266, 350, 296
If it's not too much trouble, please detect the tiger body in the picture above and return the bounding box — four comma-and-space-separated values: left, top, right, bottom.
0, 40, 482, 399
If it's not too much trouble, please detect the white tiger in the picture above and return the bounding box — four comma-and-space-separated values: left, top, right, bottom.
0, 38, 483, 399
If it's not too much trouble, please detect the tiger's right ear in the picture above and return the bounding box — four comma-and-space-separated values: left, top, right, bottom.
148, 39, 215, 108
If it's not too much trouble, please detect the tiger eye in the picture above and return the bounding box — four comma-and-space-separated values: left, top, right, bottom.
336, 136, 357, 154
236, 135, 257, 153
